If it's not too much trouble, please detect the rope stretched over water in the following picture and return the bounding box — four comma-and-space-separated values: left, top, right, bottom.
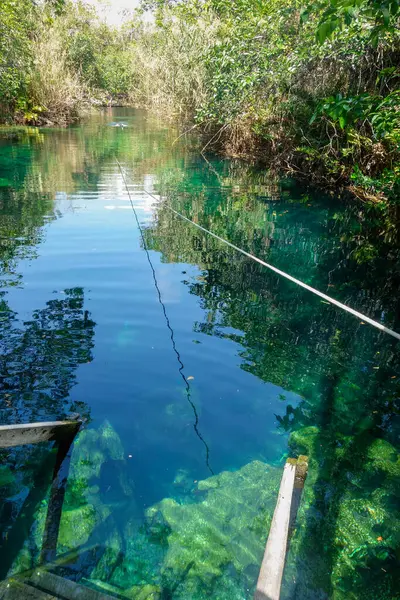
116, 159, 214, 475
125, 171, 400, 342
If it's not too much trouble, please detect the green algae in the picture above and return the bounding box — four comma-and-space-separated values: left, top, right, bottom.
58, 504, 109, 549
77, 459, 282, 599
109, 522, 166, 590
143, 460, 281, 599
283, 426, 400, 600
7, 418, 398, 599
87, 579, 161, 599
0, 465, 15, 488
57, 421, 134, 552
8, 421, 133, 576
288, 426, 319, 458
90, 527, 124, 582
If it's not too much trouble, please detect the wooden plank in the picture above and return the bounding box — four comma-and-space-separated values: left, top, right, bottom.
28, 571, 115, 600
254, 459, 297, 600
289, 455, 309, 538
40, 431, 77, 564
0, 579, 55, 600
0, 421, 80, 448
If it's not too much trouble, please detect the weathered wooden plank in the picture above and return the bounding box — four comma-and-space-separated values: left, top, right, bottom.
0, 579, 55, 600
28, 571, 115, 600
0, 421, 80, 448
40, 430, 77, 565
254, 459, 297, 600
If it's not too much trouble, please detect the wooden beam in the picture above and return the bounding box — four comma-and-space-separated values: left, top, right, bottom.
254, 459, 297, 600
0, 421, 80, 448
40, 429, 78, 565
28, 571, 114, 600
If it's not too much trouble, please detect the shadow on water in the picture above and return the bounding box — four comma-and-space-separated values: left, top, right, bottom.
284, 330, 400, 599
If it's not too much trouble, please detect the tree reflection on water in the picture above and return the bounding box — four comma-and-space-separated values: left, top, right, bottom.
0, 288, 95, 425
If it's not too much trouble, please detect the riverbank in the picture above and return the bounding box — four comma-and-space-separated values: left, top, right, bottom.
2, 0, 399, 206
128, 1, 400, 207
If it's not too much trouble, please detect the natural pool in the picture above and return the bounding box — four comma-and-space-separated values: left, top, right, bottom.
0, 108, 399, 599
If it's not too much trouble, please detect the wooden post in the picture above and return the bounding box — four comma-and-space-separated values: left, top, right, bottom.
255, 457, 308, 600
40, 430, 77, 565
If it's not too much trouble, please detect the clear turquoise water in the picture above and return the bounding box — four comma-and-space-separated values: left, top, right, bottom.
0, 108, 399, 599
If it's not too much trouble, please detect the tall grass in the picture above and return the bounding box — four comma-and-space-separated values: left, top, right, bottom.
129, 15, 217, 119
28, 31, 88, 126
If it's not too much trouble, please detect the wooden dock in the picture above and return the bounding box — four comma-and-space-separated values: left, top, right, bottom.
255, 456, 308, 600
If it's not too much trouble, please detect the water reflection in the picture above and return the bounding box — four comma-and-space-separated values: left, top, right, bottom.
0, 289, 95, 425
144, 190, 400, 599
0, 289, 96, 577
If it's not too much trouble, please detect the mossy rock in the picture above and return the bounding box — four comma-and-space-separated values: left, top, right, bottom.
145, 460, 282, 599
289, 426, 319, 457
122, 584, 161, 599
87, 580, 161, 599
365, 439, 400, 477
330, 488, 400, 600
65, 420, 129, 507
0, 465, 15, 488
109, 519, 166, 590
89, 528, 123, 581
58, 503, 111, 550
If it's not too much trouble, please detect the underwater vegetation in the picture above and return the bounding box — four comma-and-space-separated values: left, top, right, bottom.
5, 420, 400, 599
6, 423, 282, 599
283, 427, 400, 600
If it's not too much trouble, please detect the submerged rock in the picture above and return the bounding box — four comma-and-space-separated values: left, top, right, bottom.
288, 426, 319, 457
0, 465, 15, 488
144, 460, 282, 599
87, 579, 161, 599
58, 504, 107, 549
366, 438, 400, 477
65, 420, 128, 507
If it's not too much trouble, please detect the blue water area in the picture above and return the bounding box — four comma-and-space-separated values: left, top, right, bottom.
0, 108, 399, 599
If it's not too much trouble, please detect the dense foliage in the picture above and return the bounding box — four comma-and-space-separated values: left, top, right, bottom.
0, 0, 132, 125
133, 0, 400, 202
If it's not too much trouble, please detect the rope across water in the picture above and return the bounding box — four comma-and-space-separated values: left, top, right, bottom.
117, 160, 400, 342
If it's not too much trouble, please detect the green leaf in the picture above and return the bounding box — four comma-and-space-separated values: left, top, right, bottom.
316, 20, 337, 43
382, 7, 390, 25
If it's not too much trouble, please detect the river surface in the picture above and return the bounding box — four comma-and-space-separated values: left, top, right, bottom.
0, 108, 399, 599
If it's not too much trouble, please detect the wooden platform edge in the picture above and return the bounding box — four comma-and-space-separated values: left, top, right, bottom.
0, 420, 81, 448
254, 456, 309, 600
